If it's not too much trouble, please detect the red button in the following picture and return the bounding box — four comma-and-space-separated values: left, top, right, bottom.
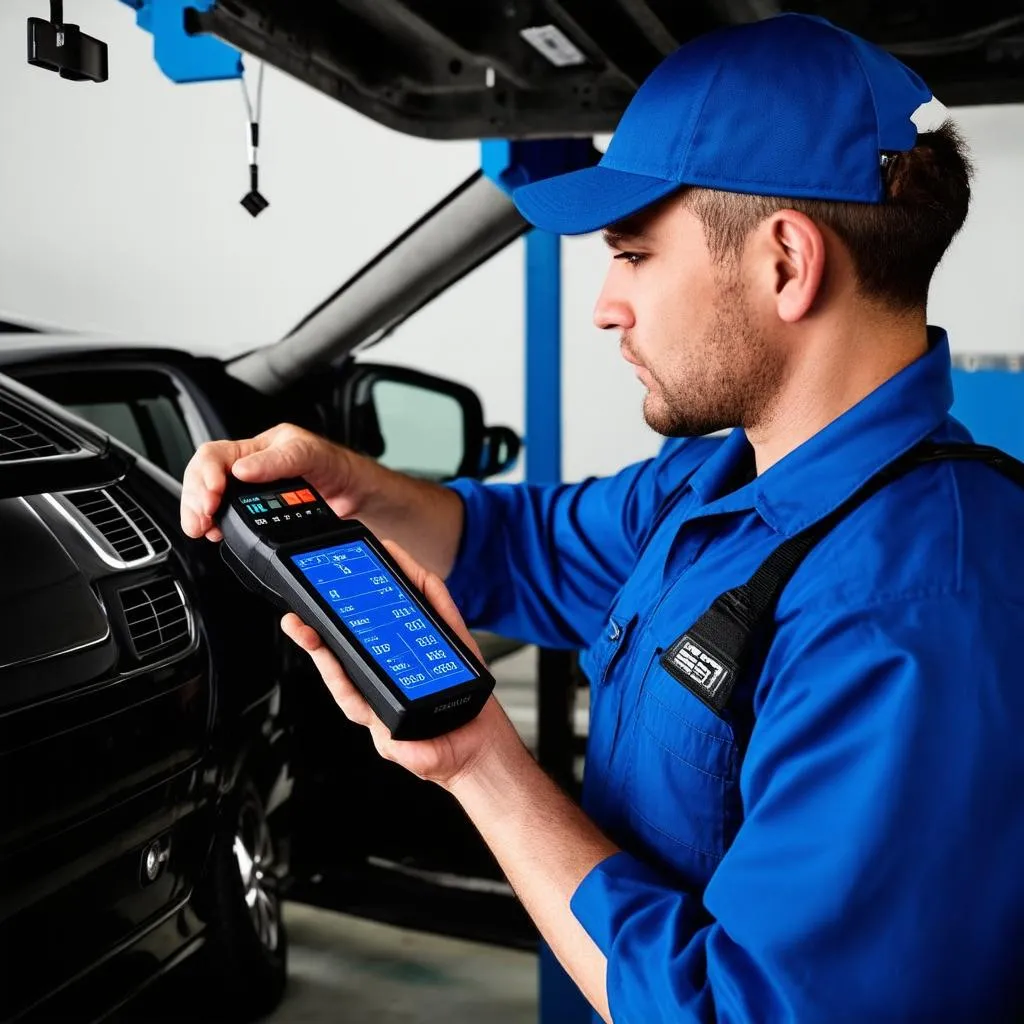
281, 492, 302, 506
296, 489, 316, 504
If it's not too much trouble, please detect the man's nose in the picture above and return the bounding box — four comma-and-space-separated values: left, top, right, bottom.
593, 273, 635, 332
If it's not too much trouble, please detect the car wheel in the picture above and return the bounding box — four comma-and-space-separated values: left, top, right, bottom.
201, 776, 288, 1021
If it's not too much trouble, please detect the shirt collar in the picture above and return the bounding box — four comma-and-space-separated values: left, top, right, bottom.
686, 327, 955, 537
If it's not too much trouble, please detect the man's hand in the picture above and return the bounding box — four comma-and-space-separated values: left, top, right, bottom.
180, 423, 367, 544
179, 422, 465, 580
281, 538, 526, 789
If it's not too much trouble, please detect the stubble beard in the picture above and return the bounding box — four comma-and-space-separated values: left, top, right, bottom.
640, 273, 783, 438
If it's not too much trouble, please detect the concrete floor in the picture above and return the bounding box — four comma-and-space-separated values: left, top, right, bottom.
266, 903, 537, 1024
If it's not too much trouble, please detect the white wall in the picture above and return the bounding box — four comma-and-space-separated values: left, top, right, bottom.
929, 105, 1024, 353
1, 1, 1022, 484
0, 1, 478, 349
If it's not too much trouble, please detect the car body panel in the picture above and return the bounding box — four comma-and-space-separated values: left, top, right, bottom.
194, 0, 1024, 143
0, 374, 289, 1022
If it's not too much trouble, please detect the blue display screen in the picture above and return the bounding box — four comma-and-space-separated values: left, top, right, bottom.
290, 541, 476, 699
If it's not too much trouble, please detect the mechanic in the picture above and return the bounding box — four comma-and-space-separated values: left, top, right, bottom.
181, 14, 1024, 1023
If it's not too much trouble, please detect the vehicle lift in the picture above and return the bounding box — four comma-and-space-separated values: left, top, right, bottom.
28, 4, 1023, 1021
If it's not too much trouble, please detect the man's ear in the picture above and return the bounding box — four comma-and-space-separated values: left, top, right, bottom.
765, 210, 826, 323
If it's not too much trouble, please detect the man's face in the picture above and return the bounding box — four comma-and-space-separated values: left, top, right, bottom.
594, 196, 782, 437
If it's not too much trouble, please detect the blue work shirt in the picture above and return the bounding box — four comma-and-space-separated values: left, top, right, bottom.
445, 330, 1024, 1022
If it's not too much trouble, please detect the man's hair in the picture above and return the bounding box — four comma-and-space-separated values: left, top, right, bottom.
683, 121, 973, 310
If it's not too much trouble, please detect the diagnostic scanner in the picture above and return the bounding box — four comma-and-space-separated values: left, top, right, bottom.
216, 477, 494, 739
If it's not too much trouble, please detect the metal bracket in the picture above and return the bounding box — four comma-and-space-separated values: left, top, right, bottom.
480, 138, 600, 196
117, 0, 242, 83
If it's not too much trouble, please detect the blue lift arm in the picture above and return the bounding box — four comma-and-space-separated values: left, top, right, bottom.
117, 0, 242, 83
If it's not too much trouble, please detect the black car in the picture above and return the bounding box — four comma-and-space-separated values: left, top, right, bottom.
0, 371, 291, 1023
3, 2, 1022, 1022
0, 334, 530, 1024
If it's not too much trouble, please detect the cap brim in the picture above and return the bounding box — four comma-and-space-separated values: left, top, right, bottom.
512, 165, 679, 236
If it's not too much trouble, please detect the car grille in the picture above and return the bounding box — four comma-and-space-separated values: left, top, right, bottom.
66, 487, 169, 563
0, 406, 71, 461
120, 577, 191, 660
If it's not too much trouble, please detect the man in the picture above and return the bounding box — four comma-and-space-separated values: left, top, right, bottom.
181, 14, 1024, 1022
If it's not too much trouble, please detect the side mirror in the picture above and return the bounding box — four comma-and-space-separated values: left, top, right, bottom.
479, 426, 521, 479
338, 365, 520, 481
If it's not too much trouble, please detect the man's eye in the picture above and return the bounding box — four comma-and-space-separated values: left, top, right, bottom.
614, 252, 648, 267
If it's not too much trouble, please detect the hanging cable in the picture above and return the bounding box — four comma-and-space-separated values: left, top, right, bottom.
240, 60, 270, 218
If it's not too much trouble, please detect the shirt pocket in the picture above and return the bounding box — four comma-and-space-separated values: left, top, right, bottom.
626, 654, 741, 869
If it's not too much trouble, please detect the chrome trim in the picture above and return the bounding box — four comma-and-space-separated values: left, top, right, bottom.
114, 621, 201, 682
0, 619, 112, 671
366, 855, 515, 897
0, 446, 87, 466
43, 486, 169, 571
172, 579, 195, 649
121, 577, 197, 662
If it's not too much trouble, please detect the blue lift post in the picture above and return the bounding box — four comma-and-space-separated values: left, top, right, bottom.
483, 139, 599, 1024
480, 138, 598, 484
524, 229, 564, 483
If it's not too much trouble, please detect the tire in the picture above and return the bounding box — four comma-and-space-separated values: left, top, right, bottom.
199, 777, 288, 1021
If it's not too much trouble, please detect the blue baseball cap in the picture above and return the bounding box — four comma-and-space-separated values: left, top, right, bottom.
513, 14, 933, 235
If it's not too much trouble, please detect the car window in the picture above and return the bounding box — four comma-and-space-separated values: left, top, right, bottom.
20, 369, 199, 480
371, 379, 465, 478
66, 395, 196, 480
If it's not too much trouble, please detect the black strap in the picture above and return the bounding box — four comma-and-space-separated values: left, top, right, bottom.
661, 442, 1024, 715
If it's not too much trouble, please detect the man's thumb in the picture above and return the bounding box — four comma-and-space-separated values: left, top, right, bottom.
232, 449, 287, 481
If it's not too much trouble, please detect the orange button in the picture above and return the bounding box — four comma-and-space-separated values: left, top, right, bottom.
281, 491, 302, 505
296, 489, 316, 504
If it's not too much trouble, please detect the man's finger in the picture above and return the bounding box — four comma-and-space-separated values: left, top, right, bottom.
232, 429, 308, 483
181, 437, 263, 538
280, 613, 374, 727
232, 447, 295, 483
